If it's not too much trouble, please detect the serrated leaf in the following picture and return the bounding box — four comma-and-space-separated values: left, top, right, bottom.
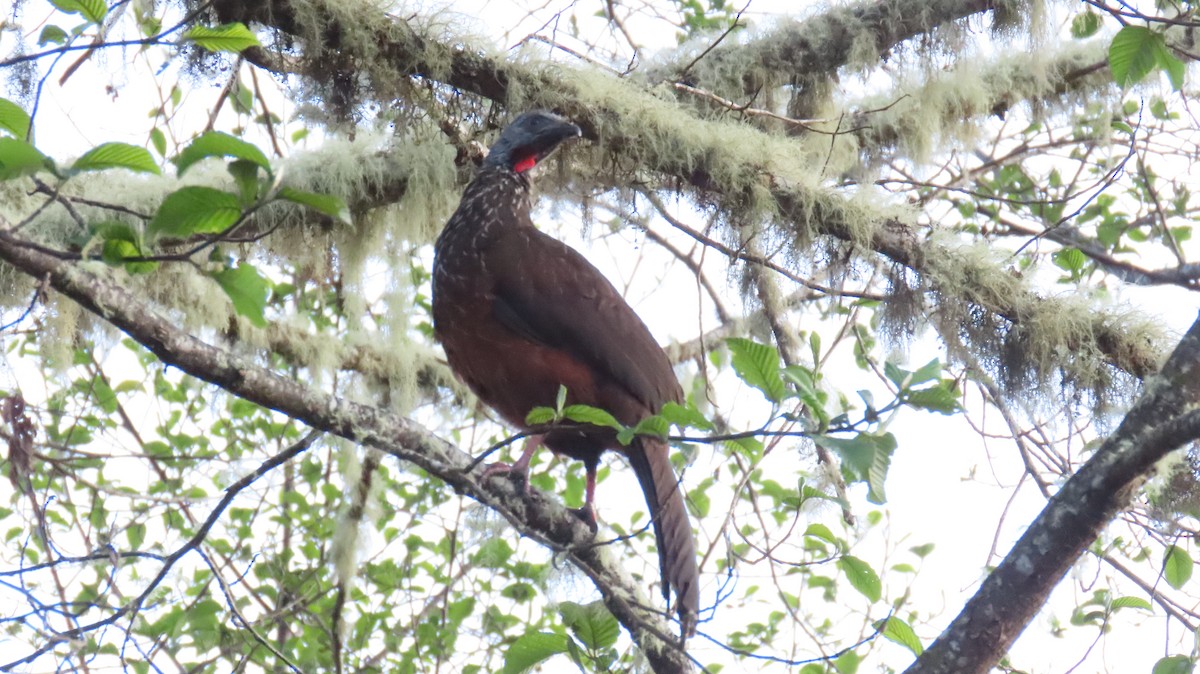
72, 142, 160, 175
632, 414, 669, 440
1163, 545, 1193, 590
837, 555, 882, 602
175, 131, 270, 176
184, 23, 261, 54
127, 523, 146, 549
213, 263, 270, 328
0, 86, 32, 128
148, 187, 242, 239
1052, 247, 1086, 273
1109, 26, 1161, 87
1070, 11, 1101, 39
804, 523, 838, 544
875, 616, 923, 655
562, 404, 622, 430
227, 159, 261, 203
277, 186, 351, 224
149, 127, 167, 157
525, 406, 556, 425
727, 337, 786, 403
658, 401, 714, 431
38, 25, 69, 46
502, 632, 569, 674
1110, 595, 1152, 611
560, 600, 619, 650
815, 433, 896, 504
905, 383, 961, 415
49, 0, 107, 24
0, 138, 50, 180
1153, 655, 1195, 674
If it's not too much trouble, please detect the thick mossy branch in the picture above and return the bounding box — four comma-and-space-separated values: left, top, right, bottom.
652, 0, 998, 93
840, 40, 1110, 169
199, 0, 1165, 391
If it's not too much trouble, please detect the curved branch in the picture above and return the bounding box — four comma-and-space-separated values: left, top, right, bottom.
0, 231, 693, 674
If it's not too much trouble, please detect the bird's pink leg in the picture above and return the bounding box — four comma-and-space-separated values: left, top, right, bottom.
572, 460, 599, 532
481, 434, 543, 492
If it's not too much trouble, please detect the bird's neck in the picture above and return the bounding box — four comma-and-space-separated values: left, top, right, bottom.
438, 168, 534, 249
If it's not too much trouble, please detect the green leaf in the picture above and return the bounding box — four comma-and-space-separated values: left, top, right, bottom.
149, 128, 167, 157
632, 414, 669, 440
38, 25, 69, 46
1052, 247, 1086, 273
471, 538, 514, 569
1155, 40, 1186, 91
183, 23, 262, 54
1153, 655, 1195, 674
815, 433, 896, 504
1070, 11, 1101, 39
174, 131, 270, 176
837, 555, 882, 602
72, 142, 160, 175
214, 263, 270, 328
658, 401, 714, 431
905, 383, 961, 415
1109, 595, 1152, 611
525, 406, 556, 425
727, 337, 786, 403
562, 404, 623, 430
1163, 545, 1193, 589
126, 523, 146, 549
876, 616, 923, 656
49, 0, 107, 24
227, 159, 261, 203
560, 600, 619, 650
0, 138, 50, 179
148, 187, 242, 239
277, 186, 352, 224
503, 632, 569, 674
1109, 26, 1162, 87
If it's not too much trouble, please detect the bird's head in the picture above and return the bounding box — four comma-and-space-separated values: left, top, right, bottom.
483, 110, 582, 173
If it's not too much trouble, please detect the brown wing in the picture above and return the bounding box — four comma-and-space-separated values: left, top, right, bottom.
484, 226, 699, 631
484, 226, 682, 416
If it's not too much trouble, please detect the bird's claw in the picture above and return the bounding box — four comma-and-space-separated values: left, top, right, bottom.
480, 462, 529, 494
570, 504, 599, 534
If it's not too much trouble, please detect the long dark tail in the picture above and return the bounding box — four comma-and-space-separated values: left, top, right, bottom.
627, 436, 699, 636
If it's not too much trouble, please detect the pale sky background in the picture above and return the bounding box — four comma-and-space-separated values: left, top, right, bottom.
3, 0, 1199, 671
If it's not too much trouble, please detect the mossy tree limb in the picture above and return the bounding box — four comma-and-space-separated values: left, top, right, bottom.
0, 231, 694, 674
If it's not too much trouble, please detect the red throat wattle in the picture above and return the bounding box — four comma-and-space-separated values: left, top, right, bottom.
513, 154, 537, 173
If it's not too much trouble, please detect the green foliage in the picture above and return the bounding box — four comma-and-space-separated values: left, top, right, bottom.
0, 137, 51, 179
49, 0, 107, 25
148, 187, 243, 239
175, 131, 271, 176
0, 98, 32, 140
213, 263, 271, 328
1163, 545, 1193, 590
1108, 26, 1185, 90
183, 23, 262, 54
728, 337, 786, 404
71, 142, 161, 175
1154, 655, 1196, 674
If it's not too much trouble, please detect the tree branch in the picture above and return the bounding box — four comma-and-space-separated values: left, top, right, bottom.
906, 314, 1200, 674
0, 230, 694, 674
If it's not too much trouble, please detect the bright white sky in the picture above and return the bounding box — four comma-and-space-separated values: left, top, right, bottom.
4, 0, 1199, 671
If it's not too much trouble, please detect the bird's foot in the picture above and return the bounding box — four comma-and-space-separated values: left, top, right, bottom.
480, 462, 529, 494
569, 504, 599, 534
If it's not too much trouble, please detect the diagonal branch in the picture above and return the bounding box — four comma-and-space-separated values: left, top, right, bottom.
0, 230, 694, 674
906, 315, 1200, 674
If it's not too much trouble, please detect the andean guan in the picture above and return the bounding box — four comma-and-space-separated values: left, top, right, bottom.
431, 110, 699, 635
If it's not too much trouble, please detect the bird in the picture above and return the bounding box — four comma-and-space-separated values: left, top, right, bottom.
431, 110, 699, 636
